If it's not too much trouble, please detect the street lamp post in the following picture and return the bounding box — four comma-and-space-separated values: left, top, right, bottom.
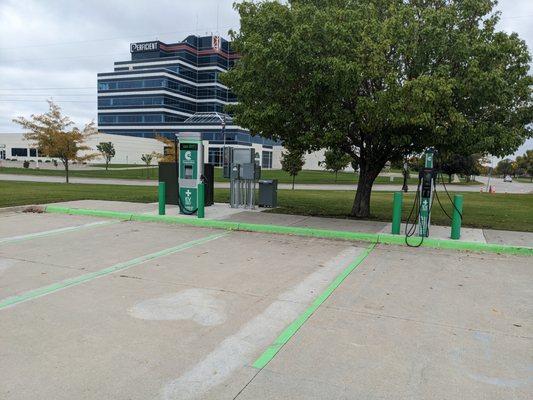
402, 160, 409, 192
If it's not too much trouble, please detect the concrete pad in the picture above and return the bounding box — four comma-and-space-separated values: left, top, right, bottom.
144, 202, 266, 220
241, 309, 533, 399
0, 212, 111, 240
239, 245, 532, 399
483, 229, 533, 247
0, 217, 220, 275
1, 211, 531, 399
126, 231, 365, 299
0, 215, 367, 399
293, 215, 388, 233
47, 199, 156, 213
0, 258, 84, 298
222, 211, 310, 226
329, 246, 531, 335
381, 222, 487, 242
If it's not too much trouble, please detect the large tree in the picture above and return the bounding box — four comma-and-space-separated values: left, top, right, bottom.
224, 0, 533, 217
13, 101, 97, 183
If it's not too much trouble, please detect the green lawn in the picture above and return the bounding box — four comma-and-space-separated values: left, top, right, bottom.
1, 180, 530, 232
0, 166, 480, 186
89, 163, 149, 169
0, 166, 157, 180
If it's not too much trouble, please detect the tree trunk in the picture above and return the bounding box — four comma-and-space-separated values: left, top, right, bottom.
105, 160, 109, 171
292, 174, 295, 190
448, 174, 452, 183
64, 160, 69, 183
351, 159, 384, 218
335, 171, 338, 183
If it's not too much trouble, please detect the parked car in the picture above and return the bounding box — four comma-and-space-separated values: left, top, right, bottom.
503, 175, 513, 182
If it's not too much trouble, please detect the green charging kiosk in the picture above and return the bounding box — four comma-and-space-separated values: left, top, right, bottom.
177, 132, 204, 214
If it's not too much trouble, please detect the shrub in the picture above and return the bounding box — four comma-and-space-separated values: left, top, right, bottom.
23, 160, 30, 168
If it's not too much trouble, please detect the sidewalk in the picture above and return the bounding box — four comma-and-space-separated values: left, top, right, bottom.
37, 200, 533, 248
2, 173, 532, 193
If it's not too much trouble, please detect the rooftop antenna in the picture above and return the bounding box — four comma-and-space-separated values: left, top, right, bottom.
216, 2, 220, 35
195, 13, 199, 36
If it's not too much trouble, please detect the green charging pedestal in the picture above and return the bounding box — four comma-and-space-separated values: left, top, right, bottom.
418, 149, 435, 237
177, 132, 204, 215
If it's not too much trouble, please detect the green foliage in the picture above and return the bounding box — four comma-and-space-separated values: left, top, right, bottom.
13, 100, 97, 183
515, 150, 533, 180
96, 142, 115, 170
496, 158, 514, 176
224, 0, 533, 216
320, 148, 352, 182
141, 153, 156, 179
280, 148, 306, 189
438, 153, 483, 182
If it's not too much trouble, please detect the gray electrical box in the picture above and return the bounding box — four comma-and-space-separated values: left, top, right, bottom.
230, 164, 240, 180
233, 148, 255, 165
258, 179, 278, 208
241, 163, 255, 180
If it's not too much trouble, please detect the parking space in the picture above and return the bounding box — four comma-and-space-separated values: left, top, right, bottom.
0, 211, 531, 399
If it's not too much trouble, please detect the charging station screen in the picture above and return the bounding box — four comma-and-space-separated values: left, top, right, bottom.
184, 165, 193, 179
180, 143, 198, 151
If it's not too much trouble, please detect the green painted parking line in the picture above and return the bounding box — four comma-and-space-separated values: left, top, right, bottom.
253, 243, 376, 369
0, 220, 118, 246
0, 232, 227, 310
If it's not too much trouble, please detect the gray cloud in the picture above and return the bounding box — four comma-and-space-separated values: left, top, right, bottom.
0, 0, 531, 156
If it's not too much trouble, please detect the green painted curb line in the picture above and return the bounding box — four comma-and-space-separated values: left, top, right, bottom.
0, 232, 227, 311
43, 206, 533, 256
253, 243, 376, 369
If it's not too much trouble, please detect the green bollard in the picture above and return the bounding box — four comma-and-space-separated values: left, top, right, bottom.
197, 182, 205, 219
158, 181, 166, 215
450, 194, 463, 240
391, 191, 403, 235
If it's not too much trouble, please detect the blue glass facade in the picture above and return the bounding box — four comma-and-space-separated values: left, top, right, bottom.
97, 34, 277, 146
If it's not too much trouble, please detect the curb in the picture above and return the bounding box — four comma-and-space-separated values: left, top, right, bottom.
43, 205, 533, 257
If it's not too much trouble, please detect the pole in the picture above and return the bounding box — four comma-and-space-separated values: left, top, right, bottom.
450, 194, 463, 240
197, 182, 205, 218
391, 191, 403, 235
158, 181, 166, 215
402, 160, 408, 192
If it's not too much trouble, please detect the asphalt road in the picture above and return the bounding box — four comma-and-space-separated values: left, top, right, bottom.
1, 173, 532, 193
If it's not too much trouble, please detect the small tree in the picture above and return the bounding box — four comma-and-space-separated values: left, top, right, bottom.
280, 148, 305, 189
96, 142, 115, 170
516, 150, 533, 182
320, 148, 351, 183
141, 152, 155, 179
13, 100, 97, 183
496, 159, 514, 177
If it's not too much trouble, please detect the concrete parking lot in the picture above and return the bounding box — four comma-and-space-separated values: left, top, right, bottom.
0, 211, 531, 399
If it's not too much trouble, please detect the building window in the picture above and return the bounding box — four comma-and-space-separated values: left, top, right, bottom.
11, 148, 28, 157
208, 147, 223, 166
262, 151, 272, 169
29, 148, 37, 157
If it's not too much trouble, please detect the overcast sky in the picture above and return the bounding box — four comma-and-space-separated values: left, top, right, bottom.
0, 0, 531, 157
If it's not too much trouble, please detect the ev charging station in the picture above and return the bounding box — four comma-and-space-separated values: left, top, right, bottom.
177, 132, 204, 215
418, 149, 435, 237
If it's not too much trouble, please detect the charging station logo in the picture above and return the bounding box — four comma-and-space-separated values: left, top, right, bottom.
185, 189, 192, 206
185, 151, 192, 161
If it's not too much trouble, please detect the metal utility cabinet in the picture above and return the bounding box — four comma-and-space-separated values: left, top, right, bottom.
258, 179, 278, 208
